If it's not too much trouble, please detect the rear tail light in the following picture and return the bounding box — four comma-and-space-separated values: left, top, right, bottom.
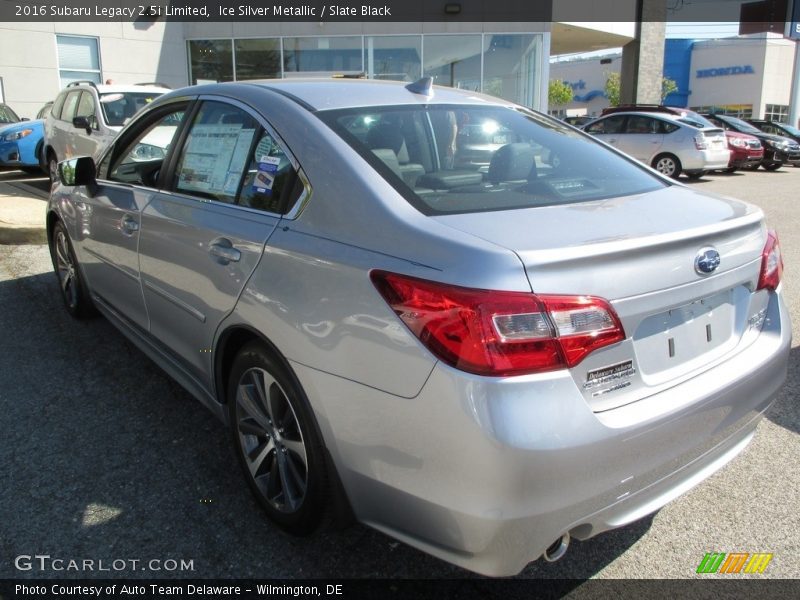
757, 230, 783, 291
370, 271, 625, 377
694, 134, 708, 150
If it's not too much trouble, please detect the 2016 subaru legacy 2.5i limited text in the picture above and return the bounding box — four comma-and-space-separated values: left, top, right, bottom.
46, 78, 790, 576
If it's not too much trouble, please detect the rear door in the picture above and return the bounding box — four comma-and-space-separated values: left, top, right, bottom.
616, 115, 664, 161
138, 98, 298, 388
584, 115, 626, 149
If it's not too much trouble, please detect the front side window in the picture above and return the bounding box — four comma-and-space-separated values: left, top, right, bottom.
173, 102, 258, 204
0, 104, 19, 124
320, 105, 666, 215
105, 106, 186, 187
60, 91, 82, 122
76, 91, 97, 128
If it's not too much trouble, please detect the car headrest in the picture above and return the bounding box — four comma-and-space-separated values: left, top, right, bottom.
488, 143, 536, 184
367, 124, 410, 164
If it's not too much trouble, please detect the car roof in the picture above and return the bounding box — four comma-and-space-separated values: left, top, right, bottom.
193, 79, 518, 112
64, 83, 169, 95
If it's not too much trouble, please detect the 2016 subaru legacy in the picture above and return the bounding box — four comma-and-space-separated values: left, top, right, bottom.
46, 79, 790, 576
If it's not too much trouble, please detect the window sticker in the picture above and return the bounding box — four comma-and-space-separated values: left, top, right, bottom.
252, 156, 281, 196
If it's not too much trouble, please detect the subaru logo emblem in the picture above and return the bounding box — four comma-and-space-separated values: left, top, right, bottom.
695, 247, 721, 275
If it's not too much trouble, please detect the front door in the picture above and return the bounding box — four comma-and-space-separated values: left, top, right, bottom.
138, 99, 286, 387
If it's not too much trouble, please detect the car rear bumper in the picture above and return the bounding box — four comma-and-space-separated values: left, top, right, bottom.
294, 289, 790, 576
729, 149, 764, 169
683, 148, 730, 171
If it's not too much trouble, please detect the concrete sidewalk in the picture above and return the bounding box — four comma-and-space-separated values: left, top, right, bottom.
0, 174, 48, 245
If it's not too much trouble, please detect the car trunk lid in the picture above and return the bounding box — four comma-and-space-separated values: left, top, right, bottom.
434, 185, 767, 410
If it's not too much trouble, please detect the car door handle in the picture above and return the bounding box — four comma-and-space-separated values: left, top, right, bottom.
120, 214, 139, 235
209, 241, 241, 264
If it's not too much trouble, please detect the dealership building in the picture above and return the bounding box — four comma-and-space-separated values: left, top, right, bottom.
550, 33, 797, 121
0, 18, 638, 119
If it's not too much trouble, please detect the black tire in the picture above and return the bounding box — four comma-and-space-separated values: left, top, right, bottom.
685, 171, 705, 180
49, 220, 96, 319
651, 153, 682, 179
20, 167, 42, 175
763, 163, 782, 171
47, 152, 59, 184
228, 342, 330, 535
723, 167, 737, 174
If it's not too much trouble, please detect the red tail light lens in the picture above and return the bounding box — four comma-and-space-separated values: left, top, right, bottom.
370, 271, 625, 377
757, 230, 783, 291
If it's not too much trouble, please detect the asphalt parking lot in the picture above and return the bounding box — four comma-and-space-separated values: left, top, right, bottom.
1, 167, 798, 585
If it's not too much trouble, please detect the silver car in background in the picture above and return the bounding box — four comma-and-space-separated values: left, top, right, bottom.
46, 79, 789, 576
583, 111, 730, 179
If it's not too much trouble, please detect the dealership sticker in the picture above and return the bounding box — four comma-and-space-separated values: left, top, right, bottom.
253, 156, 280, 195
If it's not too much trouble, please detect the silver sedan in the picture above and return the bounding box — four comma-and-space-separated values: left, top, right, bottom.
46, 79, 790, 576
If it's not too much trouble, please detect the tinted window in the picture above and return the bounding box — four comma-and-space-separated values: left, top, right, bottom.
238, 130, 302, 214
585, 115, 625, 134
174, 102, 258, 204
624, 116, 658, 134
76, 92, 96, 127
660, 121, 680, 134
51, 93, 67, 120
60, 91, 82, 122
106, 106, 186, 187
321, 105, 666, 215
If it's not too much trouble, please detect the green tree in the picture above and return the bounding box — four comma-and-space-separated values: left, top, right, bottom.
661, 77, 678, 103
605, 72, 679, 106
548, 79, 574, 108
604, 72, 621, 107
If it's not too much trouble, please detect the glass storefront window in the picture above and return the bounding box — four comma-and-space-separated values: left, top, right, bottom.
364, 36, 421, 81
765, 104, 789, 121
482, 34, 540, 108
423, 35, 482, 92
235, 39, 281, 81
188, 40, 233, 85
283, 36, 362, 76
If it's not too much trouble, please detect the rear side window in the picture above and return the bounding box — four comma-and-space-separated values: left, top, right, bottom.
51, 93, 67, 120
238, 130, 302, 214
660, 121, 680, 134
624, 116, 658, 134
320, 105, 666, 215
585, 115, 625, 134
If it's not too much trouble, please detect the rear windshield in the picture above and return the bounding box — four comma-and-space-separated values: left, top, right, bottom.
779, 122, 800, 137
717, 115, 761, 134
100, 92, 163, 127
319, 105, 666, 215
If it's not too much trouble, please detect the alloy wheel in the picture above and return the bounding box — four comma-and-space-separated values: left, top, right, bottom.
655, 156, 677, 177
54, 229, 78, 310
234, 367, 308, 513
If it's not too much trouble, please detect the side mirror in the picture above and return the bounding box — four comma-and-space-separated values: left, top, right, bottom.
21, 117, 30, 121
73, 116, 92, 134
59, 156, 96, 187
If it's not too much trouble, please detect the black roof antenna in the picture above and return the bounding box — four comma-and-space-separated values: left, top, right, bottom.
405, 77, 434, 97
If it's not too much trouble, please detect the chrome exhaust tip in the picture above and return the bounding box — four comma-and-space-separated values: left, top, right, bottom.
542, 533, 570, 562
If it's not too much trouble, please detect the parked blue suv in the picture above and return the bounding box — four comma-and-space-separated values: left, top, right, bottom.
0, 103, 45, 174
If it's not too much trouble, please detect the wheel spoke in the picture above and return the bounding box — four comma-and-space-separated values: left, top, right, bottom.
282, 438, 307, 469
265, 381, 285, 423
247, 437, 275, 478
285, 452, 307, 495
275, 453, 299, 510
238, 417, 267, 438
55, 237, 69, 267
237, 383, 271, 431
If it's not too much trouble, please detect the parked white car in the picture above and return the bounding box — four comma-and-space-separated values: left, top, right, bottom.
43, 81, 169, 182
583, 111, 730, 179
